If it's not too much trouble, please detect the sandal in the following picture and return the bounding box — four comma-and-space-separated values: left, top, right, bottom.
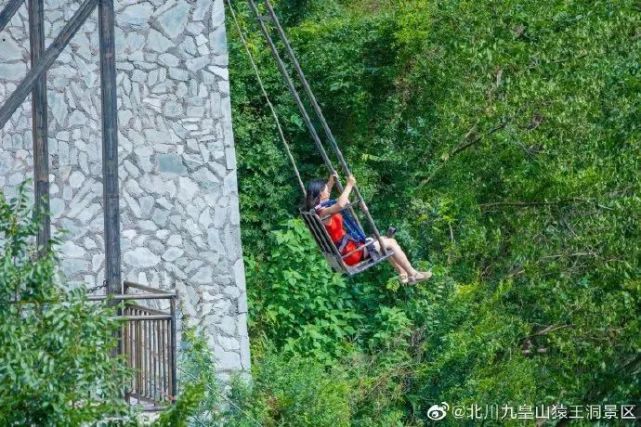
399, 273, 409, 284
408, 270, 433, 285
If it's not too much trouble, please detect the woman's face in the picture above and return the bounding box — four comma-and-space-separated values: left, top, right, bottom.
319, 184, 330, 200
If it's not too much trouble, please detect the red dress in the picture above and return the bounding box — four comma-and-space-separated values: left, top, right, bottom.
316, 206, 364, 266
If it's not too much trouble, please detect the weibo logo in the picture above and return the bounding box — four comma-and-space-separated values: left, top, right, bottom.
426, 402, 449, 421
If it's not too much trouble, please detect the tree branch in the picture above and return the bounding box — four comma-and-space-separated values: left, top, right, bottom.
527, 323, 574, 338
420, 119, 508, 187
479, 198, 587, 210
448, 120, 508, 158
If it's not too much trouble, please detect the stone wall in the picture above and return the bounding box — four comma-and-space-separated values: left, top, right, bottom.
0, 0, 250, 376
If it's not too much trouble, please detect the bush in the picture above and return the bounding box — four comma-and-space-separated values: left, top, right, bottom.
246, 219, 364, 362
176, 329, 355, 427
0, 185, 132, 425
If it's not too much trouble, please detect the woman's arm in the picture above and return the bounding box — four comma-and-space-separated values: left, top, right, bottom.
318, 175, 356, 217
337, 175, 356, 207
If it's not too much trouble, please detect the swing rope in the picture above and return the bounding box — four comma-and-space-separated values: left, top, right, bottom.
244, 0, 339, 181
225, 0, 392, 266
247, 0, 388, 255
263, 0, 356, 180
225, 0, 307, 196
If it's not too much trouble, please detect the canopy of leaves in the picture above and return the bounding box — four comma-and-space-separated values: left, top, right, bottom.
228, 0, 641, 424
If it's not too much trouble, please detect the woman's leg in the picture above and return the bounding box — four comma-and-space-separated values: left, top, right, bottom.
373, 237, 417, 276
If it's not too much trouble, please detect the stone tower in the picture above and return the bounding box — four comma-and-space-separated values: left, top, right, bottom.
0, 0, 250, 376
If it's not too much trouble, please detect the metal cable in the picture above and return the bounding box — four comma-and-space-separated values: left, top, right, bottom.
259, 0, 388, 253
245, 0, 340, 183
225, 0, 307, 196
262, 0, 351, 177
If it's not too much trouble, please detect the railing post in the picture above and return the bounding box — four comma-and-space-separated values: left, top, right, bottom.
170, 297, 177, 400
92, 289, 177, 406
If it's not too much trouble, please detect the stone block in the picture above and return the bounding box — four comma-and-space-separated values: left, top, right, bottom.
123, 248, 160, 268
158, 153, 187, 175
119, 3, 153, 29
214, 348, 241, 371
158, 1, 191, 39
162, 247, 184, 262
146, 29, 173, 52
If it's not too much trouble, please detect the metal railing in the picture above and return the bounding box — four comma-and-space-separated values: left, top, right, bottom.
89, 281, 177, 408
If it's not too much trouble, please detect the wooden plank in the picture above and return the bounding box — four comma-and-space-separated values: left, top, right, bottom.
28, 0, 50, 253
0, 0, 23, 33
124, 281, 175, 296
98, 0, 122, 296
87, 293, 175, 301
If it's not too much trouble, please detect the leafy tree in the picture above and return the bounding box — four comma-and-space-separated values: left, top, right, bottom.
227, 0, 641, 424
0, 184, 131, 425
172, 328, 352, 427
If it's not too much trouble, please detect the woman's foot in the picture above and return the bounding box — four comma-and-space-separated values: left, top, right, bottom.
399, 273, 409, 284
408, 270, 432, 285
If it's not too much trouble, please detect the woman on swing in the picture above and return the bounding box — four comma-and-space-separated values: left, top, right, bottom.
305, 173, 432, 284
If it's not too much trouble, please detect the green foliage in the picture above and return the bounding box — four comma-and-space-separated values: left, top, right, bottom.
229, 0, 641, 423
172, 329, 352, 427
248, 352, 352, 426
172, 328, 222, 426
153, 380, 206, 427
246, 219, 364, 362
0, 185, 132, 426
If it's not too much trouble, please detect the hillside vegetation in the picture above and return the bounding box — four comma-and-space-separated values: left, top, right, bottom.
227, 0, 640, 424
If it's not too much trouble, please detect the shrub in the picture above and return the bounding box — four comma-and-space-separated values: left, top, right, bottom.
0, 184, 132, 425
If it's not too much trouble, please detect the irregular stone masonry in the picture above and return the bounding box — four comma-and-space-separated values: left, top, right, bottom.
0, 0, 250, 376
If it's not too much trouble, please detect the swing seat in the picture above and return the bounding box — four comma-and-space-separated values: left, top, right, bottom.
300, 208, 394, 276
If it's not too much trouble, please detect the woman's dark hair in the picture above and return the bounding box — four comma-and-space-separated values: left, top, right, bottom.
304, 179, 327, 210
